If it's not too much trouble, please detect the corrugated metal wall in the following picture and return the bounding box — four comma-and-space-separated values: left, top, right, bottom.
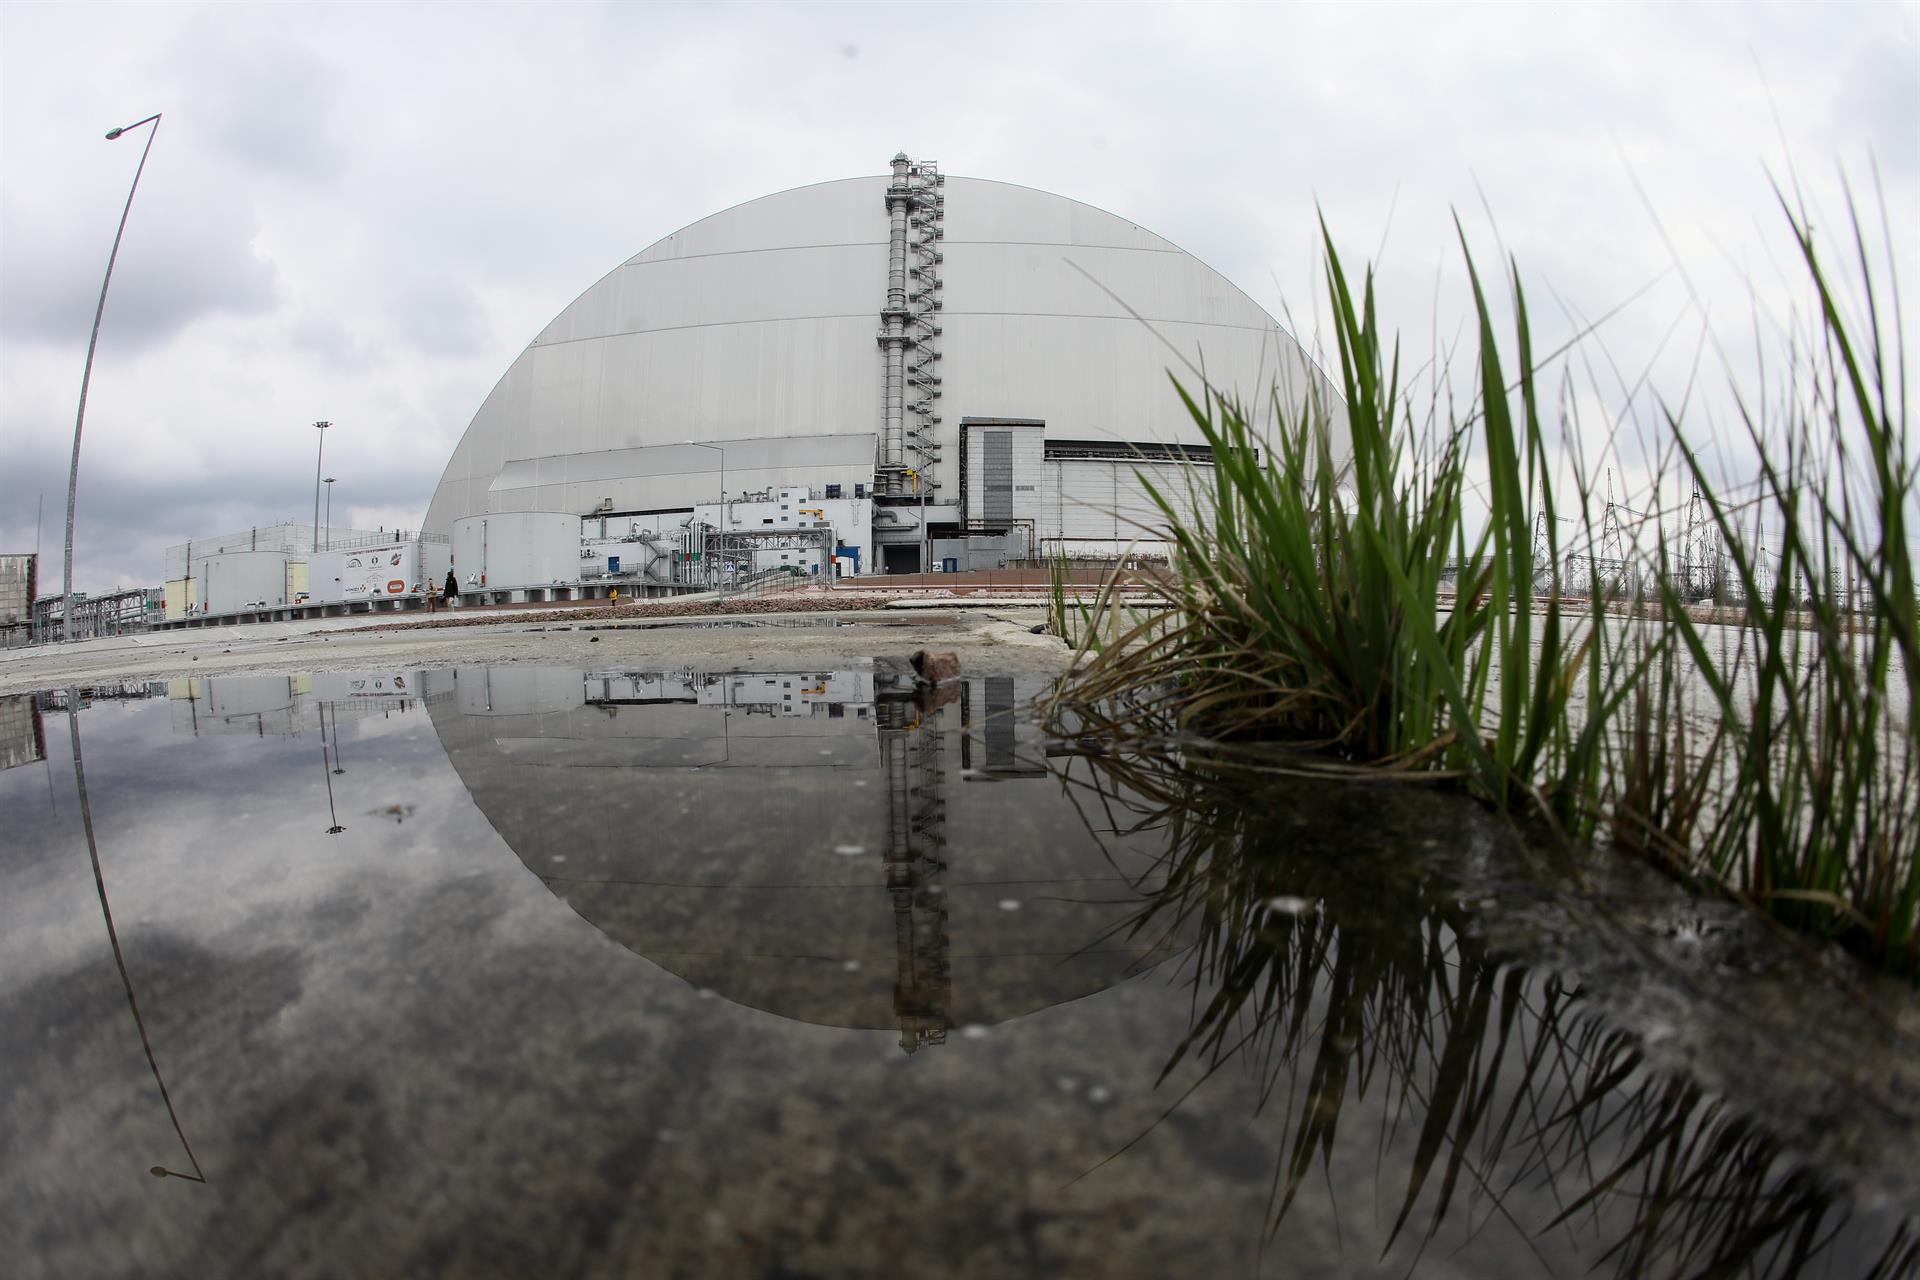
1051, 458, 1207, 544
981, 432, 1013, 523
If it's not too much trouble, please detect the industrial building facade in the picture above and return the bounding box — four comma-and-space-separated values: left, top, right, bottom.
424, 155, 1342, 587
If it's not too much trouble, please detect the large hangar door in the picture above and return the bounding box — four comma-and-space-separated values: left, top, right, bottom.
1053, 457, 1207, 544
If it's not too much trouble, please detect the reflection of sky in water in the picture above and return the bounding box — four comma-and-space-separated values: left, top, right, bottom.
0, 671, 1911, 1278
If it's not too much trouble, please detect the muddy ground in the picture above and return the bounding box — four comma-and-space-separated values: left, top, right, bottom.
0, 607, 1071, 696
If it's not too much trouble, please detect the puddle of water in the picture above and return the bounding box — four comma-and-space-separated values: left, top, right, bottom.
0, 671, 1913, 1277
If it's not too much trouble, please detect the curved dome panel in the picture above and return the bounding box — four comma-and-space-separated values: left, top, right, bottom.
425, 173, 1336, 537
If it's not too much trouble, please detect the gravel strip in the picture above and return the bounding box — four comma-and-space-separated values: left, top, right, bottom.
347, 592, 903, 633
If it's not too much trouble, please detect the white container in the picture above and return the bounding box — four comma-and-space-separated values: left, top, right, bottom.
201, 551, 289, 614
314, 537, 424, 602
451, 513, 580, 591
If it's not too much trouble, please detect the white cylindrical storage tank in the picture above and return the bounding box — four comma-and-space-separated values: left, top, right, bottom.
202, 551, 289, 614
451, 513, 581, 592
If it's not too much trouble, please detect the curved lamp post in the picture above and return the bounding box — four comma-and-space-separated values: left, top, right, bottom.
62, 112, 162, 644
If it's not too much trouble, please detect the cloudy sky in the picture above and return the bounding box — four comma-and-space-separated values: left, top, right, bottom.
1, 0, 1913, 593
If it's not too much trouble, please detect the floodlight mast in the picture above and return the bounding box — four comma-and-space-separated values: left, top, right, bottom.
311, 422, 333, 552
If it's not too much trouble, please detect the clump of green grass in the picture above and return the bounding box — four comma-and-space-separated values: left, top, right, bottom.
1046, 204, 1918, 976
1053, 217, 1644, 815
1645, 200, 1919, 968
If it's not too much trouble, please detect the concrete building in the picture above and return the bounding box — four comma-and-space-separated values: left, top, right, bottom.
1, 554, 36, 648
425, 155, 1342, 583
0, 693, 45, 771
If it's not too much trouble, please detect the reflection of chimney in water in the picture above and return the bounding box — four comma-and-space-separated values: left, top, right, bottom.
984, 676, 1016, 772
879, 693, 952, 1053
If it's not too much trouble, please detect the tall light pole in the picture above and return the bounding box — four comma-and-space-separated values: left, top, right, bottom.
311, 421, 332, 552
62, 112, 162, 643
682, 441, 725, 593
323, 477, 336, 550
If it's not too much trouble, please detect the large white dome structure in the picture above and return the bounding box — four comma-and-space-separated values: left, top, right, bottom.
425, 155, 1340, 585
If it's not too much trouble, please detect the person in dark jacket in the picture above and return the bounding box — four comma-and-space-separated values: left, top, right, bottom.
444, 567, 460, 607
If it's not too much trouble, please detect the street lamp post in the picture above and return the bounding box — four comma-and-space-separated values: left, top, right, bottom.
62, 112, 162, 643
323, 477, 336, 550
311, 421, 331, 552
682, 441, 725, 593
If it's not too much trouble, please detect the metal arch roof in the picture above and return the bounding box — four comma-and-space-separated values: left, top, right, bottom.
425, 172, 1344, 538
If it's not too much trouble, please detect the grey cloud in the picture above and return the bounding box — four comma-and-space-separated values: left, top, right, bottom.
159, 14, 348, 183
0, 439, 436, 593
287, 311, 372, 371
385, 276, 490, 360
0, 175, 279, 350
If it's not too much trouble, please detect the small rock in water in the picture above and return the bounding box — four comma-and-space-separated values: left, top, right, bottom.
1263, 895, 1315, 917
911, 649, 961, 684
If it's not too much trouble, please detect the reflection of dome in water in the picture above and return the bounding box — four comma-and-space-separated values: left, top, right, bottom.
426, 666, 1176, 1049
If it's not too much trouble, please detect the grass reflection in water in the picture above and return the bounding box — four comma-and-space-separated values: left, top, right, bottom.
1051, 737, 1918, 1277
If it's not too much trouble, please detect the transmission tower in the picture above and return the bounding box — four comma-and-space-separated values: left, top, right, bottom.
1529, 510, 1553, 595
1678, 489, 1723, 601
1597, 469, 1631, 598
